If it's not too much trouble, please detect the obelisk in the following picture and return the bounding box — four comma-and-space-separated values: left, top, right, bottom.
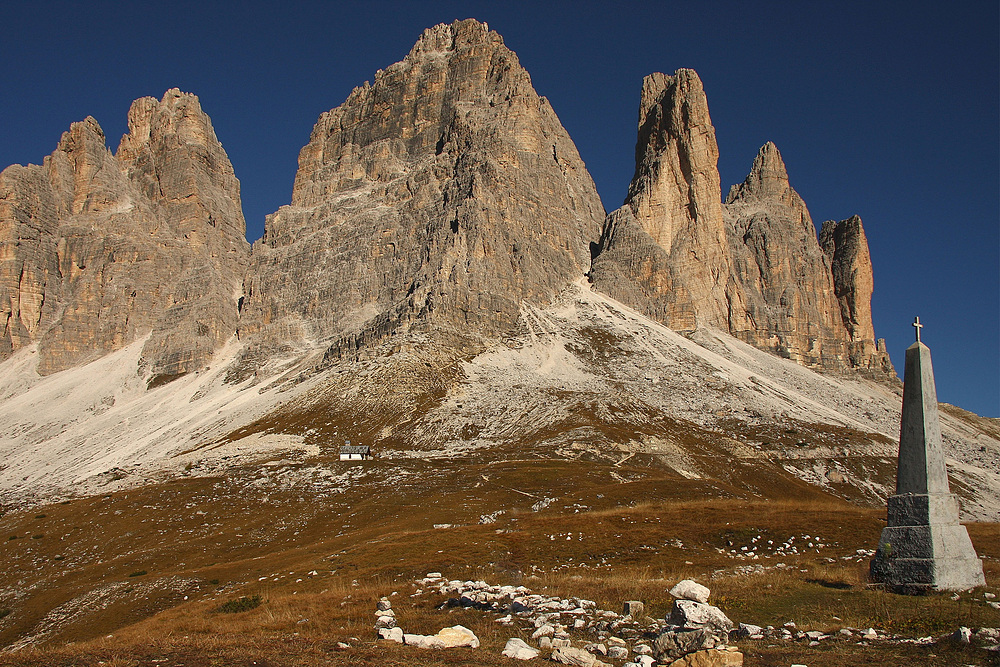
870, 317, 985, 592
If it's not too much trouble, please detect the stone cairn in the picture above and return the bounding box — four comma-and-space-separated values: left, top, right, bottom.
648, 580, 743, 667
869, 318, 986, 592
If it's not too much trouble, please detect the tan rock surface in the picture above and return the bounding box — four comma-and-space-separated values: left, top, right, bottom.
723, 141, 848, 368
591, 69, 739, 332
238, 20, 604, 366
0, 90, 247, 379
591, 72, 892, 377
669, 648, 744, 667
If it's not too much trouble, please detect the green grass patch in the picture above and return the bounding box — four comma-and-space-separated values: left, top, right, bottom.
216, 595, 263, 614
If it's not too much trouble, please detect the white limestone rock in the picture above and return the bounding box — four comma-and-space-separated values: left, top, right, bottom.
608, 645, 629, 659
378, 626, 404, 643
550, 645, 610, 666
435, 625, 480, 648
532, 623, 555, 638
667, 600, 733, 634
670, 580, 711, 603
502, 637, 539, 660
403, 633, 446, 649
374, 615, 396, 629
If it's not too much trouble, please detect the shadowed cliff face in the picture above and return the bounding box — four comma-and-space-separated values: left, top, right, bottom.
0, 90, 248, 378
725, 144, 892, 375
238, 19, 605, 362
591, 71, 892, 377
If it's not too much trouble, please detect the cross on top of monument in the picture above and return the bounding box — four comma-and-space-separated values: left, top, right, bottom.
913, 316, 923, 342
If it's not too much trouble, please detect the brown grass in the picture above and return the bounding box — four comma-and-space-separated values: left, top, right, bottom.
0, 450, 996, 666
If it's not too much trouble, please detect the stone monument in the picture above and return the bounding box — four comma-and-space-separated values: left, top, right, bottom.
870, 318, 986, 592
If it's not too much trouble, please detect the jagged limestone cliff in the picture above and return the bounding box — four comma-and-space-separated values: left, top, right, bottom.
590, 70, 743, 332
2, 32, 891, 384
591, 70, 891, 375
238, 19, 605, 363
0, 90, 248, 379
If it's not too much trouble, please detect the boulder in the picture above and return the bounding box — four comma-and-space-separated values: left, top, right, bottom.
374, 615, 396, 629
532, 623, 555, 638
653, 627, 717, 661
550, 646, 609, 667
667, 600, 734, 634
502, 637, 540, 660
435, 625, 480, 648
623, 600, 645, 617
403, 633, 446, 649
377, 626, 404, 643
607, 645, 629, 660
669, 580, 711, 604
670, 648, 744, 667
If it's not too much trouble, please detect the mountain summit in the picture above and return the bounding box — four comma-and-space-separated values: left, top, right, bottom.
237, 19, 605, 367
0, 90, 248, 380
0, 22, 997, 654
591, 70, 891, 375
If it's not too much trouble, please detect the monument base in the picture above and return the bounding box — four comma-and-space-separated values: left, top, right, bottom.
870, 493, 986, 593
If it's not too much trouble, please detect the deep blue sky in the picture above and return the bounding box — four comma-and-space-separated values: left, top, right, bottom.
3, 1, 997, 416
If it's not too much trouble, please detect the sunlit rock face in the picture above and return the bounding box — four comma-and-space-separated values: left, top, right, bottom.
0, 90, 248, 379
239, 19, 605, 361
592, 71, 891, 376
591, 69, 740, 333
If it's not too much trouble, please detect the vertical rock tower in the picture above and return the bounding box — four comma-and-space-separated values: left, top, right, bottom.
590, 69, 740, 332
591, 71, 893, 376
870, 319, 985, 592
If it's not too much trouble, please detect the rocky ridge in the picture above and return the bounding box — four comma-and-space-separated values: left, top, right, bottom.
591, 70, 891, 376
2, 22, 894, 388
1, 21, 997, 519
0, 89, 248, 380
724, 142, 891, 374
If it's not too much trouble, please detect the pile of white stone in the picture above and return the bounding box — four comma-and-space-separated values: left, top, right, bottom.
374, 593, 480, 650
644, 580, 743, 667
405, 573, 745, 666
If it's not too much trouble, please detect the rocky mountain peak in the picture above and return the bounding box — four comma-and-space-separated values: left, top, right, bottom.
627, 68, 724, 254
820, 215, 876, 344
117, 88, 246, 244
0, 90, 248, 378
240, 20, 604, 367
592, 71, 892, 377
46, 116, 132, 217
725, 141, 797, 207
591, 68, 738, 332
407, 18, 498, 57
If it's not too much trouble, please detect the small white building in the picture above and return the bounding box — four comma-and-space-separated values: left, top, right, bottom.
339, 444, 371, 461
